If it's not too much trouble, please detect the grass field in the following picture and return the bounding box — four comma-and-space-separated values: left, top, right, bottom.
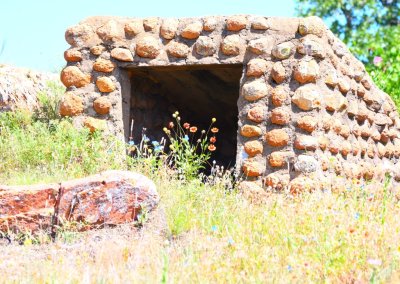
1, 87, 400, 282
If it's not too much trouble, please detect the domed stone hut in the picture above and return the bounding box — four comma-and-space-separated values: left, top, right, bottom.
60, 15, 400, 192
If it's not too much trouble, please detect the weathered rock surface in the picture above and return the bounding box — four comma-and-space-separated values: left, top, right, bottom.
0, 65, 60, 112
0, 171, 159, 234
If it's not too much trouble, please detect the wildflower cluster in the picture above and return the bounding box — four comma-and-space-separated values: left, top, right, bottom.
163, 111, 219, 180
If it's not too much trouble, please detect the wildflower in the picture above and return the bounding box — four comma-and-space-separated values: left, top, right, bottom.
208, 144, 216, 151
201, 130, 206, 134
151, 141, 159, 147
172, 113, 177, 118
177, 116, 181, 121
169, 145, 174, 150
143, 135, 150, 142
197, 139, 201, 143
183, 122, 190, 129
354, 212, 360, 220
373, 56, 383, 66
184, 135, 189, 141
211, 127, 219, 133
227, 238, 234, 246
168, 121, 174, 129
287, 265, 292, 272
211, 225, 218, 232
189, 126, 197, 133
210, 136, 216, 143
128, 141, 135, 146
212, 117, 216, 123
155, 146, 163, 152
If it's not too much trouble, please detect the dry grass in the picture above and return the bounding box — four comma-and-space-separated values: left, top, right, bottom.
1, 169, 400, 283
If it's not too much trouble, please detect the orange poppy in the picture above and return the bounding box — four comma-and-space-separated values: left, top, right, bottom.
211, 127, 219, 133
183, 122, 190, 129
210, 136, 216, 143
190, 126, 198, 133
208, 144, 216, 151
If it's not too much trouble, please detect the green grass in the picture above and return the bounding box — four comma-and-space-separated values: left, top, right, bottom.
1, 99, 400, 282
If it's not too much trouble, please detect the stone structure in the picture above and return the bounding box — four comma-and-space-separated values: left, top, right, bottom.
60, 15, 400, 192
0, 171, 159, 233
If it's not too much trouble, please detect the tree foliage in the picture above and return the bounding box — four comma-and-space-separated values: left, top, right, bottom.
296, 0, 400, 108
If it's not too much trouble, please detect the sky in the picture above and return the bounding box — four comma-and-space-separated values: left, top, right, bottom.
0, 0, 295, 72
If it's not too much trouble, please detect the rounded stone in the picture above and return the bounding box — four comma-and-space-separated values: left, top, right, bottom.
268, 151, 290, 167
96, 20, 125, 42
297, 38, 325, 58
242, 159, 264, 177
160, 19, 179, 39
59, 93, 84, 117
110, 47, 134, 62
292, 84, 321, 111
338, 79, 350, 94
265, 173, 290, 190
271, 62, 286, 84
93, 58, 116, 73
318, 136, 329, 150
90, 45, 106, 56
241, 80, 268, 102
166, 41, 189, 58
221, 35, 242, 56
297, 115, 318, 132
240, 125, 262, 137
325, 71, 338, 87
181, 22, 203, 39
60, 66, 91, 88
203, 18, 218, 31
143, 17, 159, 32
294, 155, 318, 173
271, 86, 288, 106
246, 58, 268, 77
247, 105, 267, 123
64, 49, 82, 62
265, 129, 289, 147
293, 59, 319, 84
248, 38, 273, 55
244, 140, 263, 156
195, 36, 216, 56
226, 16, 247, 31
324, 92, 348, 112
93, 96, 112, 115
294, 135, 318, 151
298, 16, 326, 37
289, 176, 316, 194
124, 20, 144, 36
341, 141, 352, 156
271, 42, 294, 60
251, 17, 269, 30
83, 117, 105, 133
136, 36, 161, 58
96, 77, 116, 93
65, 24, 96, 47
270, 107, 290, 125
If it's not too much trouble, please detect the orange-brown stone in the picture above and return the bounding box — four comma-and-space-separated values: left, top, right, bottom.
83, 117, 106, 133
244, 140, 263, 156
64, 49, 82, 62
226, 16, 247, 31
93, 58, 116, 73
242, 159, 264, 177
240, 125, 262, 137
297, 115, 318, 133
59, 93, 84, 116
271, 62, 286, 84
110, 47, 134, 62
247, 106, 266, 123
181, 22, 203, 39
96, 77, 116, 93
60, 66, 91, 88
93, 96, 112, 115
271, 86, 287, 106
270, 107, 290, 125
265, 129, 289, 147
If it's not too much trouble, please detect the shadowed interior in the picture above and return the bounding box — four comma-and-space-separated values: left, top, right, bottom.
127, 64, 243, 168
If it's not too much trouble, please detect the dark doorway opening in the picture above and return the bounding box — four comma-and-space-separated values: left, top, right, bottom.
127, 64, 242, 169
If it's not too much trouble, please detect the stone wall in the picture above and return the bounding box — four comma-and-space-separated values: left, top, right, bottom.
60, 15, 400, 192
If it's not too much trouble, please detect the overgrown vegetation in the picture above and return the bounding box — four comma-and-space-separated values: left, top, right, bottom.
1, 81, 400, 282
